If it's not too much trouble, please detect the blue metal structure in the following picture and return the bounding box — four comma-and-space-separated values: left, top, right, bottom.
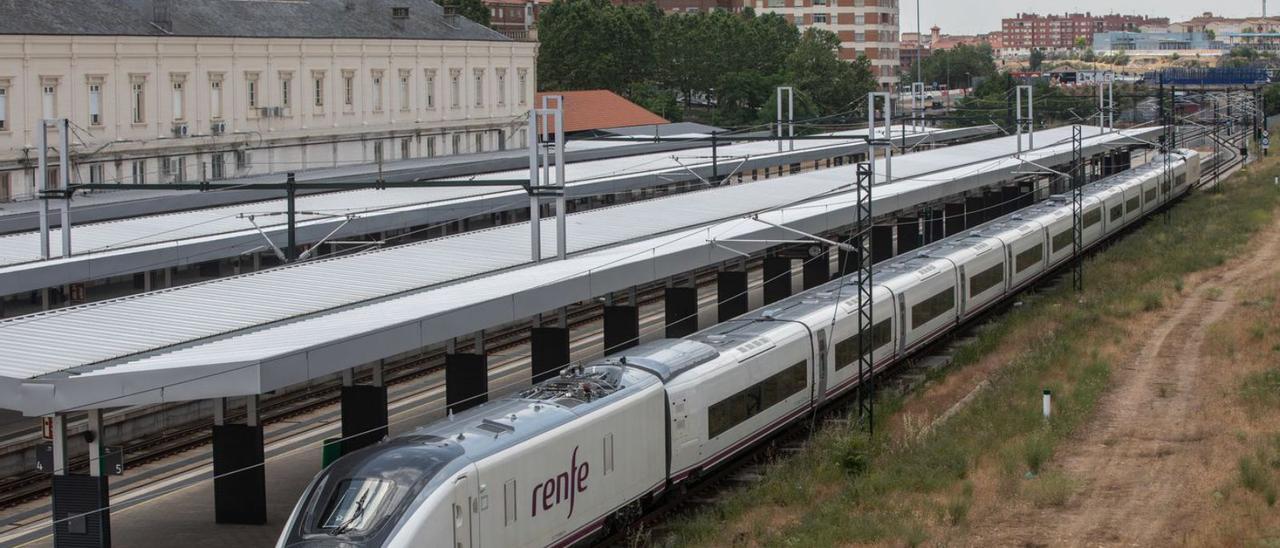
1156, 68, 1270, 86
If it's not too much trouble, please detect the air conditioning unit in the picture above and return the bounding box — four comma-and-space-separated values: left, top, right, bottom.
211, 120, 226, 135
171, 122, 189, 138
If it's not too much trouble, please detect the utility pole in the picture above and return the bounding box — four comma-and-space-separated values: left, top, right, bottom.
285, 172, 297, 261
37, 120, 50, 260
1071, 125, 1084, 292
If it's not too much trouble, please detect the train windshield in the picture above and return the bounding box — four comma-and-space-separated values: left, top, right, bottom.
289, 435, 464, 544
319, 478, 395, 534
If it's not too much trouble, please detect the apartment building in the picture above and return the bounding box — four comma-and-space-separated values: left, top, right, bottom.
0, 0, 537, 202
1002, 12, 1169, 53
748, 0, 901, 89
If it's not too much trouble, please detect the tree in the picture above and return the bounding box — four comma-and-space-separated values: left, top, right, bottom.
914, 43, 998, 89
538, 1, 868, 124
1029, 48, 1045, 70
782, 28, 877, 118
1264, 84, 1280, 117
1074, 36, 1087, 50
442, 0, 490, 27
536, 0, 656, 94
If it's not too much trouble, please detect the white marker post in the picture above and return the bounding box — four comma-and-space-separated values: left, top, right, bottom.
1042, 389, 1052, 420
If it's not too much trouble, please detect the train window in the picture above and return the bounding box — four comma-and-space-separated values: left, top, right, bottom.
707, 360, 806, 438
1051, 229, 1073, 253
319, 478, 395, 535
1126, 195, 1140, 213
1145, 187, 1157, 203
1084, 207, 1102, 229
1110, 203, 1124, 222
1175, 174, 1186, 187
910, 287, 954, 329
1015, 243, 1043, 273
834, 319, 892, 371
968, 263, 1004, 298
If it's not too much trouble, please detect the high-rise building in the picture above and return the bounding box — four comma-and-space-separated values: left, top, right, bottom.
1001, 12, 1170, 53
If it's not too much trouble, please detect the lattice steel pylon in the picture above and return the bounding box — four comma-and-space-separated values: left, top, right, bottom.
1162, 85, 1174, 214
1071, 125, 1084, 292
854, 160, 875, 435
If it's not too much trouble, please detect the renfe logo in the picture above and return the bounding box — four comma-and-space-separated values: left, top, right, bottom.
531, 446, 590, 519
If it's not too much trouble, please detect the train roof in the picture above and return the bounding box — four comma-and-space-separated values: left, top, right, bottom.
407, 365, 662, 460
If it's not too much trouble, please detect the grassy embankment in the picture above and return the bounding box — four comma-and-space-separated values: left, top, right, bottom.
659, 155, 1280, 546
1197, 230, 1280, 543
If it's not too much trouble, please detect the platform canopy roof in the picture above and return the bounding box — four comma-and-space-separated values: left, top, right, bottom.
0, 127, 996, 297
0, 125, 1160, 416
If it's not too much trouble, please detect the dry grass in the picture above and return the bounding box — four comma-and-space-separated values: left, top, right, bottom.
1179, 270, 1280, 545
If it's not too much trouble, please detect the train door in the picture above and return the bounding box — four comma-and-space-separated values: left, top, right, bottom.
451, 465, 481, 548
815, 328, 829, 403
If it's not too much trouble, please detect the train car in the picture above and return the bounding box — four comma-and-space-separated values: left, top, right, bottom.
666, 316, 815, 483
877, 256, 959, 353
280, 150, 1201, 548
914, 237, 1007, 320
278, 364, 669, 548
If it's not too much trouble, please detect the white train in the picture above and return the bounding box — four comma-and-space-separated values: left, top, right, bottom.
278, 150, 1201, 548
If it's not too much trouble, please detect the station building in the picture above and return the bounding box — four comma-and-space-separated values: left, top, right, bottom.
0, 0, 537, 202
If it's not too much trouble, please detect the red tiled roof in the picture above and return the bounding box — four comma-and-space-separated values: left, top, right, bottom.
534, 90, 668, 133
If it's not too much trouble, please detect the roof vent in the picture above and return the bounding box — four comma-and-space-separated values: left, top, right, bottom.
392, 6, 410, 18
443, 5, 461, 25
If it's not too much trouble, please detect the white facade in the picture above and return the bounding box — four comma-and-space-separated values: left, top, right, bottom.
0, 34, 536, 202
749, 0, 900, 89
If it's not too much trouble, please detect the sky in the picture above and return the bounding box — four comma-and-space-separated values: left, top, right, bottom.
901, 0, 1271, 36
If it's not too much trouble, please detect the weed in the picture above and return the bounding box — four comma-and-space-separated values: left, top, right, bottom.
1207, 287, 1225, 300
1023, 433, 1052, 475
945, 483, 973, 526
1024, 471, 1077, 508
1239, 456, 1278, 506
838, 435, 871, 477
1141, 291, 1164, 311
1241, 368, 1280, 410
1251, 322, 1268, 340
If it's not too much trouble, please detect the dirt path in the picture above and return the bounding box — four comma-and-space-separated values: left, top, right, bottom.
967, 216, 1280, 547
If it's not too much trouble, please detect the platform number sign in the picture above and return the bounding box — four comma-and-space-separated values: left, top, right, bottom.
101, 446, 125, 476
35, 442, 53, 473
42, 416, 53, 440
